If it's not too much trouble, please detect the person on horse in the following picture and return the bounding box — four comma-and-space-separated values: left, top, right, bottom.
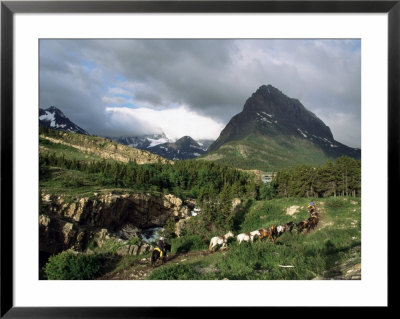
307, 201, 316, 215
157, 236, 167, 258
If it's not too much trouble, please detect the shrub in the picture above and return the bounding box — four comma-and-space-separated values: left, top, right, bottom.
147, 263, 215, 280
180, 216, 212, 239
170, 235, 208, 254
164, 217, 177, 239
43, 251, 103, 280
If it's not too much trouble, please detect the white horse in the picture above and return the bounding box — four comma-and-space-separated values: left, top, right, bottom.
209, 231, 234, 251
250, 230, 260, 240
276, 225, 285, 237
237, 230, 259, 245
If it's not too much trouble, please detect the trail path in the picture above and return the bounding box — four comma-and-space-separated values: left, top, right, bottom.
98, 249, 213, 280
312, 201, 361, 280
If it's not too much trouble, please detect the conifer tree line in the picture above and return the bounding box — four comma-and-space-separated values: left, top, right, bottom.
39, 152, 253, 199
273, 156, 361, 198
40, 148, 360, 201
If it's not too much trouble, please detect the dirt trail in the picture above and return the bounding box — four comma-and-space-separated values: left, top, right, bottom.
98, 249, 213, 280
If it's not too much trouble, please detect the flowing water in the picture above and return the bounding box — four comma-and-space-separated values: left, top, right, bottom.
140, 227, 164, 243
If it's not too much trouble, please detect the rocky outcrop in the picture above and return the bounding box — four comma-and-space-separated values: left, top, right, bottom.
175, 217, 191, 237
39, 214, 90, 254
39, 192, 191, 254
42, 193, 190, 230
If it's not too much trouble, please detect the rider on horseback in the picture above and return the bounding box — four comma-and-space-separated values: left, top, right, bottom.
157, 237, 167, 258
307, 201, 316, 215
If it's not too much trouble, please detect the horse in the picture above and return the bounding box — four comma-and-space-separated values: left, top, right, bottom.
307, 215, 318, 232
284, 221, 295, 233
250, 230, 261, 240
310, 211, 319, 219
259, 225, 276, 242
209, 231, 234, 251
151, 243, 171, 267
237, 230, 259, 245
276, 225, 285, 238
296, 221, 308, 234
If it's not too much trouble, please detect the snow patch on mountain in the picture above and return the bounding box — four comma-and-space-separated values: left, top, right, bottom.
297, 129, 308, 138
147, 137, 169, 148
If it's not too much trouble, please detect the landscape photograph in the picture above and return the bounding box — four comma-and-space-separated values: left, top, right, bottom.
39, 39, 361, 280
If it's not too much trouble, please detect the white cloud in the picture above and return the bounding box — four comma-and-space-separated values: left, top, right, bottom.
104, 106, 225, 141
40, 39, 361, 147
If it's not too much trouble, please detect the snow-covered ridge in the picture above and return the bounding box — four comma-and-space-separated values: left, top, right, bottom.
297, 128, 308, 138
39, 111, 56, 127
147, 137, 169, 148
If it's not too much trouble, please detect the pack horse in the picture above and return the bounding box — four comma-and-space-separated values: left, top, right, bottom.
209, 231, 234, 251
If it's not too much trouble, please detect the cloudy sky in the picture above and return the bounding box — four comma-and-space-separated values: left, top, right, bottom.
39, 39, 361, 148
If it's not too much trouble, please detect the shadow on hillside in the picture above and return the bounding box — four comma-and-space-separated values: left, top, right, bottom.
322, 240, 361, 278
232, 199, 253, 232
322, 240, 343, 278
100, 253, 123, 274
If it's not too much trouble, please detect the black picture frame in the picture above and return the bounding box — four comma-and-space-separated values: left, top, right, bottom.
1, 0, 395, 317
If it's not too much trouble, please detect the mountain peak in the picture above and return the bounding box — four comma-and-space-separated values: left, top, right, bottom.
207, 85, 360, 164
39, 106, 89, 135
255, 84, 280, 94
175, 136, 197, 144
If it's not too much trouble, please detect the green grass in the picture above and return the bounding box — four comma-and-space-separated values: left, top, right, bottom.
147, 196, 361, 280
40, 137, 104, 162
39, 166, 161, 199
170, 235, 209, 254
200, 134, 332, 171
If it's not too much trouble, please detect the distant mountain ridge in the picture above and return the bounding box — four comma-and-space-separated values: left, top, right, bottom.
109, 134, 213, 160
39, 106, 89, 135
147, 136, 206, 160
110, 134, 169, 150
38, 106, 214, 161
203, 85, 360, 171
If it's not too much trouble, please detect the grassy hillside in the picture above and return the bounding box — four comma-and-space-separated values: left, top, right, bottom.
39, 127, 172, 164
145, 196, 361, 280
39, 128, 172, 198
200, 133, 333, 172
68, 196, 361, 280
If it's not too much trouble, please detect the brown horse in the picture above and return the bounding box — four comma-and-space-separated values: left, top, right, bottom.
307, 215, 319, 231
296, 221, 308, 234
311, 211, 319, 219
259, 225, 276, 242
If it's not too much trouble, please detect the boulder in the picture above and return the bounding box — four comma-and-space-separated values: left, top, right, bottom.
116, 245, 130, 256
139, 243, 149, 255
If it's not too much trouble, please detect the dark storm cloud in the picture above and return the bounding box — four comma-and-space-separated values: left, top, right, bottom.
39, 39, 361, 147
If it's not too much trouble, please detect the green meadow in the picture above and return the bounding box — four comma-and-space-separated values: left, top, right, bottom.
147, 196, 361, 280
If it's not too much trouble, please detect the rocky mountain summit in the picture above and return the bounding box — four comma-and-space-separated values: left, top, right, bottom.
208, 84, 360, 159
39, 106, 89, 135
202, 85, 360, 171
